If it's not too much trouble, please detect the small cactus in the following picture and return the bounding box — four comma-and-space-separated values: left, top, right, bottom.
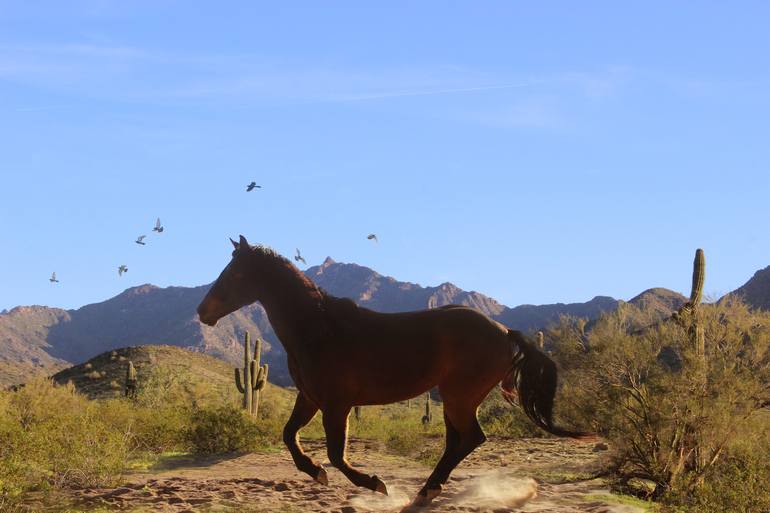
354, 405, 361, 421
422, 392, 432, 425
536, 331, 544, 350
125, 360, 137, 399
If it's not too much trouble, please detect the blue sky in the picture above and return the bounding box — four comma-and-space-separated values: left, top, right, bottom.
1, 2, 769, 311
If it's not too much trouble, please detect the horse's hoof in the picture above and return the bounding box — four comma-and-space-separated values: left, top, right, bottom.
372, 475, 388, 495
412, 484, 442, 506
314, 467, 328, 486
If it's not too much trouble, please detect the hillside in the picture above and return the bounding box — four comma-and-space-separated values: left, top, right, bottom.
732, 265, 770, 310
0, 305, 73, 386
0, 285, 286, 388
51, 344, 292, 404
2, 256, 698, 387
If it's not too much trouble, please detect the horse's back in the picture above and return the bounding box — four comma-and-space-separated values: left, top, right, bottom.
316, 296, 513, 404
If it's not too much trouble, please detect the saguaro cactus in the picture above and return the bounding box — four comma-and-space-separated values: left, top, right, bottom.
125, 360, 137, 399
674, 249, 706, 376
536, 331, 545, 350
235, 332, 253, 412
690, 249, 706, 360
234, 332, 269, 417
422, 392, 432, 425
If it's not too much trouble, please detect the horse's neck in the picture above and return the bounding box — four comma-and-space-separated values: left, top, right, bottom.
254, 267, 325, 353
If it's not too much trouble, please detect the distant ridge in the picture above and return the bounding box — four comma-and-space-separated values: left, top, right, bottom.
306, 257, 624, 332
3, 255, 751, 387
731, 265, 770, 310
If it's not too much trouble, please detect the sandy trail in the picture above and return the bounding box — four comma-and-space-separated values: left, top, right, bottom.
71, 437, 646, 513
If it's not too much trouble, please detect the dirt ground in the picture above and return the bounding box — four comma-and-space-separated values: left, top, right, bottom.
68, 437, 649, 513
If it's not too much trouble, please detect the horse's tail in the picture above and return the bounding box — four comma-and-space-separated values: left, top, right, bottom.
501, 329, 593, 439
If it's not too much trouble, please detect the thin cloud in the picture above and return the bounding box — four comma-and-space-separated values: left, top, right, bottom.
332, 83, 531, 102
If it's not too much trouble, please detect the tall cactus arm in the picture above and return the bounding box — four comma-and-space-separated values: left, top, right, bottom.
253, 337, 262, 364
690, 248, 705, 307
250, 360, 258, 388
243, 332, 251, 368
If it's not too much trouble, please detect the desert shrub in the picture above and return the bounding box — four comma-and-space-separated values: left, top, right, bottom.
551, 299, 770, 508
0, 390, 25, 511
134, 365, 196, 409
185, 404, 262, 454
125, 365, 231, 453
662, 441, 770, 513
92, 397, 189, 455
249, 393, 293, 445
0, 378, 132, 501
133, 371, 194, 453
43, 407, 131, 488
478, 387, 545, 438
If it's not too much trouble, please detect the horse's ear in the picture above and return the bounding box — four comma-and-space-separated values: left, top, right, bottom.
230, 237, 239, 249
239, 235, 249, 248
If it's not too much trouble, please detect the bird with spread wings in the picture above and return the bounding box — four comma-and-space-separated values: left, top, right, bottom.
294, 248, 307, 265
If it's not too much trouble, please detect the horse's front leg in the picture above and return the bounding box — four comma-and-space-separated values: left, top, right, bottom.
322, 405, 388, 495
283, 392, 327, 484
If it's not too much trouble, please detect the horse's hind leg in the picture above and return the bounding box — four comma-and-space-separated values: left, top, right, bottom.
413, 397, 486, 506
410, 410, 462, 504
283, 392, 326, 484
322, 406, 388, 494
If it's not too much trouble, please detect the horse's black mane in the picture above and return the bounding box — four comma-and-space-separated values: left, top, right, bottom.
251, 243, 288, 262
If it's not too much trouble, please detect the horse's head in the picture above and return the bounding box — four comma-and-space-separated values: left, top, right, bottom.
197, 235, 261, 326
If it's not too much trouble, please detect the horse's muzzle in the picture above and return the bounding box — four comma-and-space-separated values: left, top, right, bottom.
199, 314, 218, 326
197, 303, 219, 326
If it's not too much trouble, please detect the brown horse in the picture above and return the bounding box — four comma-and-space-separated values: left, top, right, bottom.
197, 236, 586, 507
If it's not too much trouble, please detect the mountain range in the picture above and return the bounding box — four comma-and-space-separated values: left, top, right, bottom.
2, 257, 768, 387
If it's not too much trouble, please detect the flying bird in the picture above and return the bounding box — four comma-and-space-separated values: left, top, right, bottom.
153, 218, 164, 233
49, 272, 59, 283
118, 265, 128, 277
135, 235, 146, 245
246, 182, 261, 192
367, 233, 378, 243
294, 248, 307, 266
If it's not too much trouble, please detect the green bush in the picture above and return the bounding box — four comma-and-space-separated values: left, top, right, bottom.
0, 378, 132, 509
185, 405, 262, 454
663, 448, 770, 513
550, 298, 770, 510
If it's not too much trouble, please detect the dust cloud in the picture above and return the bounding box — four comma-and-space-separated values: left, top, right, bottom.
349, 472, 537, 512
450, 472, 538, 509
